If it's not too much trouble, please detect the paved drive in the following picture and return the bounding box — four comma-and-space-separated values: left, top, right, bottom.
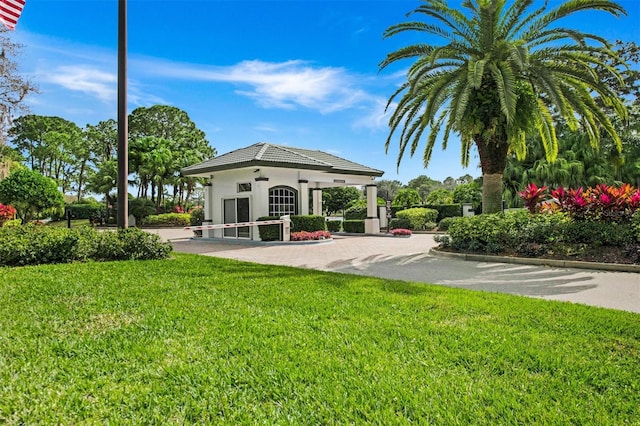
150, 228, 640, 314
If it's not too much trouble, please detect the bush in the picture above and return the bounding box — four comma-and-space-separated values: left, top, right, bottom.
291, 230, 331, 241
632, 211, 640, 242
93, 228, 172, 261
190, 207, 204, 226
142, 213, 190, 227
326, 220, 341, 232
395, 208, 438, 230
343, 220, 365, 233
344, 205, 367, 220
257, 216, 282, 241
129, 198, 156, 222
389, 218, 411, 230
390, 228, 412, 236
0, 225, 172, 266
291, 215, 326, 232
64, 203, 106, 220
437, 217, 460, 231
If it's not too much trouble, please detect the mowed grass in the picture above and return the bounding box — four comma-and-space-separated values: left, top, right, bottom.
0, 254, 638, 424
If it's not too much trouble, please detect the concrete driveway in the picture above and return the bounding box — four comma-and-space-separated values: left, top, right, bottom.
149, 228, 640, 314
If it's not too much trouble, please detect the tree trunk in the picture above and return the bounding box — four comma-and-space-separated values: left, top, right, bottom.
482, 173, 504, 214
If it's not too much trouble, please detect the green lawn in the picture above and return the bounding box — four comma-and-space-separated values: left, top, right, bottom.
0, 254, 638, 424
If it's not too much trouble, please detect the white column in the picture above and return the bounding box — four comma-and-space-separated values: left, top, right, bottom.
364, 184, 380, 234
204, 178, 215, 238
312, 188, 323, 216
299, 180, 309, 215
253, 177, 270, 241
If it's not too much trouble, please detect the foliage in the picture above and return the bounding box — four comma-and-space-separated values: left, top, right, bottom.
290, 215, 326, 232
2, 218, 20, 227
129, 197, 157, 223
453, 183, 482, 207
344, 205, 368, 220
390, 228, 412, 236
437, 217, 460, 232
518, 183, 549, 213
325, 220, 341, 232
388, 218, 411, 230
322, 186, 362, 215
0, 254, 639, 423
64, 203, 106, 220
291, 230, 331, 241
343, 220, 365, 233
0, 225, 172, 266
380, 0, 628, 214
392, 188, 422, 209
0, 168, 64, 223
633, 211, 640, 242
423, 204, 463, 221
375, 179, 403, 201
0, 27, 38, 142
519, 183, 640, 222
189, 206, 204, 226
257, 216, 282, 241
395, 208, 438, 231
142, 213, 190, 227
0, 202, 16, 225
424, 189, 453, 205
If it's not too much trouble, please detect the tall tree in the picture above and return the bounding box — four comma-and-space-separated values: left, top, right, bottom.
0, 167, 64, 223
380, 0, 628, 213
0, 27, 38, 146
376, 179, 404, 202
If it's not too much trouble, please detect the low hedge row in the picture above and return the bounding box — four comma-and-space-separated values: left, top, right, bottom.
0, 225, 172, 267
142, 213, 190, 227
395, 208, 438, 230
438, 210, 640, 256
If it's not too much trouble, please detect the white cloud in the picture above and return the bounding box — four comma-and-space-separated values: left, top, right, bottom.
37, 65, 116, 102
139, 58, 371, 114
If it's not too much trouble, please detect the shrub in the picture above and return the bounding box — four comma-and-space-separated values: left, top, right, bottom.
0, 203, 17, 225
390, 228, 412, 236
425, 189, 453, 205
291, 230, 331, 241
437, 217, 460, 231
395, 208, 438, 230
2, 219, 21, 228
389, 218, 411, 230
326, 220, 341, 232
344, 205, 367, 220
343, 220, 365, 233
129, 198, 156, 222
257, 216, 282, 242
64, 203, 106, 220
189, 207, 204, 226
291, 215, 326, 232
93, 228, 172, 261
633, 211, 640, 242
142, 213, 190, 227
0, 225, 172, 266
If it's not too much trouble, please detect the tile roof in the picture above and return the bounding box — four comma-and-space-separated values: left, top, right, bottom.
181, 142, 384, 177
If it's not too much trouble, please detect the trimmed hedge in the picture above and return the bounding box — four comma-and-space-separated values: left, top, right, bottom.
291, 215, 326, 232
190, 207, 204, 226
437, 216, 460, 231
395, 208, 438, 230
0, 225, 172, 266
142, 213, 190, 227
389, 218, 411, 230
257, 216, 282, 241
344, 205, 368, 220
343, 220, 365, 233
64, 203, 106, 220
326, 220, 342, 232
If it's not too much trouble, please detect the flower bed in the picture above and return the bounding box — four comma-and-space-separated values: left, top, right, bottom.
390, 228, 412, 236
291, 230, 331, 241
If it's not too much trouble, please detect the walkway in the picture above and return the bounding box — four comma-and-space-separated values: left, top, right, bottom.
149, 228, 640, 314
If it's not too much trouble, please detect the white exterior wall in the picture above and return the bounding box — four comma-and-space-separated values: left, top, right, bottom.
202, 166, 379, 240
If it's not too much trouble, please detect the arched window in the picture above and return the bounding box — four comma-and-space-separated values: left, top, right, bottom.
269, 186, 298, 216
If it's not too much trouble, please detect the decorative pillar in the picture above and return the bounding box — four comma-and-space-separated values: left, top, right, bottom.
253, 177, 270, 241
364, 184, 380, 234
204, 179, 214, 238
299, 179, 309, 215
312, 188, 323, 216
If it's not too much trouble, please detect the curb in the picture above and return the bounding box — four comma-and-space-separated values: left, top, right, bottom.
429, 248, 640, 273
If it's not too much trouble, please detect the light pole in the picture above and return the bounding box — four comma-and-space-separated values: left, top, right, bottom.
117, 0, 128, 228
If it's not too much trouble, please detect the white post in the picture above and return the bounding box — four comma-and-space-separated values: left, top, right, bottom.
204, 179, 215, 238
281, 215, 291, 241
254, 177, 270, 240
312, 188, 323, 216
364, 184, 380, 234
299, 179, 309, 215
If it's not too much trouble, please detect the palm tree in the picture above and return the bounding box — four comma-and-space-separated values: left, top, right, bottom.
380, 0, 628, 213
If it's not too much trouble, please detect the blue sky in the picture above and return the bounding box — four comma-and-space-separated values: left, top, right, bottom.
9, 0, 640, 185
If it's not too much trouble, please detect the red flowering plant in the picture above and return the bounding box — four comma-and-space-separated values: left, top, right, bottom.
390, 228, 412, 236
291, 230, 331, 241
521, 183, 640, 222
0, 203, 17, 226
518, 183, 548, 213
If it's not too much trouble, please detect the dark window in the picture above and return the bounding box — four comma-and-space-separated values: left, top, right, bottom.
269, 186, 298, 216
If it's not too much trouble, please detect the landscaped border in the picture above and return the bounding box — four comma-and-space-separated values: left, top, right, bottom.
430, 248, 640, 273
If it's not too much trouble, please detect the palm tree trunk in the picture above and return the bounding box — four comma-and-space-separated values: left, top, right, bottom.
482, 173, 504, 214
